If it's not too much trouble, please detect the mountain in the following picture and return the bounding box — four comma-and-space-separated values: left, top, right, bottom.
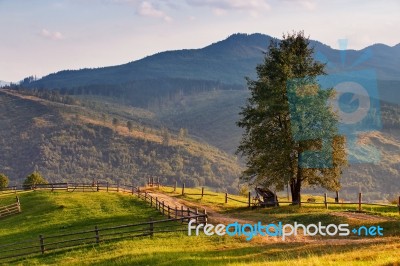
0, 80, 9, 87
6, 33, 400, 200
26, 33, 400, 89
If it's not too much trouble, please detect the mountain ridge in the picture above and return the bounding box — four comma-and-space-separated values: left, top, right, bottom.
24, 33, 400, 90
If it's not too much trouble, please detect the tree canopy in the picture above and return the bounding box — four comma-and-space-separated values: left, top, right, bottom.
237, 31, 347, 204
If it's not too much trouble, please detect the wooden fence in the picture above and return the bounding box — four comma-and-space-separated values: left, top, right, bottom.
0, 197, 21, 219
165, 183, 400, 213
0, 214, 206, 262
0, 183, 207, 262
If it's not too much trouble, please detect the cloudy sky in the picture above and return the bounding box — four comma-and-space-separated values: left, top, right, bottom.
1, 0, 399, 82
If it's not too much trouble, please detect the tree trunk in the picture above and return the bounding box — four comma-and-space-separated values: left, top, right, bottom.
290, 168, 302, 205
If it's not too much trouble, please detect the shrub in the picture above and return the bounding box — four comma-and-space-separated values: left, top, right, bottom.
0, 173, 9, 189
23, 172, 48, 188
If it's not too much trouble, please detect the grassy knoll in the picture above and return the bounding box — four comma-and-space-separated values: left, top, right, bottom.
0, 190, 399, 265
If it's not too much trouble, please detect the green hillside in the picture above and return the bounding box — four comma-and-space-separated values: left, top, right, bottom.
0, 90, 241, 192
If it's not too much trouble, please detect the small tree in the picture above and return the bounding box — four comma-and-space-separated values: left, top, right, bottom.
112, 118, 119, 128
127, 121, 134, 132
161, 127, 171, 146
23, 172, 48, 188
0, 173, 9, 190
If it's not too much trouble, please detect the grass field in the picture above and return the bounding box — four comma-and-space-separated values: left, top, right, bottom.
0, 190, 399, 265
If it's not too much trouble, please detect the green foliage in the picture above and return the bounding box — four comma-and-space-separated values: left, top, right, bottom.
237, 32, 347, 202
23, 172, 48, 187
112, 117, 119, 128
0, 173, 9, 189
127, 121, 133, 132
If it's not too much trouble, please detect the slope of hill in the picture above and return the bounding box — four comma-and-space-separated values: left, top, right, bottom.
0, 90, 241, 192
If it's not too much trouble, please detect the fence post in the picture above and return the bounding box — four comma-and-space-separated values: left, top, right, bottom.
131, 185, 134, 195
248, 191, 251, 208
204, 209, 208, 224
97, 181, 99, 192
51, 183, 54, 192
298, 192, 302, 207
106, 182, 109, 192
150, 196, 153, 207
195, 208, 199, 225
157, 177, 160, 189
358, 192, 362, 211
162, 201, 165, 215
155, 197, 158, 210
225, 192, 228, 204
398, 196, 399, 215
149, 218, 154, 237
335, 191, 339, 203
16, 196, 21, 212
201, 187, 204, 198
182, 183, 185, 195
324, 193, 328, 209
181, 206, 184, 223
39, 235, 45, 254
274, 190, 278, 207
175, 206, 178, 219
95, 225, 100, 243
168, 205, 171, 218
174, 181, 177, 192
117, 182, 120, 192
187, 207, 190, 223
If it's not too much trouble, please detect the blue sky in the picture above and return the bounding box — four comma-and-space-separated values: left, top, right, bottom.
1, 0, 399, 82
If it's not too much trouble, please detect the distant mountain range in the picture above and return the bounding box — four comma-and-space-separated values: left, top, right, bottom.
0, 80, 9, 86
21, 33, 400, 106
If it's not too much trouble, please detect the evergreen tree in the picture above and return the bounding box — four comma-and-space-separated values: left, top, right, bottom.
127, 121, 134, 132
237, 31, 347, 204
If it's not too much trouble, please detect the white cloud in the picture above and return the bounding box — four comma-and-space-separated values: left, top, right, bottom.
185, 0, 271, 13
39, 29, 65, 40
137, 1, 172, 21
282, 0, 317, 11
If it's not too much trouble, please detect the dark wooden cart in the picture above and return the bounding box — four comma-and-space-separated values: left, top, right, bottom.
253, 187, 278, 207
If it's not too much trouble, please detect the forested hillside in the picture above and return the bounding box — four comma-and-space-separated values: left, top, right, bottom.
0, 90, 241, 192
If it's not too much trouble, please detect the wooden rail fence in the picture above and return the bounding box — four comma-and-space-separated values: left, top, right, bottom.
0, 214, 206, 262
0, 197, 21, 219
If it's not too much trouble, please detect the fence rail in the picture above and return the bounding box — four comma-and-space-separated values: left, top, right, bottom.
0, 197, 21, 219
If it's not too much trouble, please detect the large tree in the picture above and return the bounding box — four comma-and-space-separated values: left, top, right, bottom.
237, 31, 347, 204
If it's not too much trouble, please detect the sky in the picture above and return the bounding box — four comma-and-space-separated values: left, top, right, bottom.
0, 0, 399, 82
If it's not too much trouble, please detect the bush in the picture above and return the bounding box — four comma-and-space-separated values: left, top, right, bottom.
23, 172, 48, 188
238, 184, 249, 197
0, 173, 9, 189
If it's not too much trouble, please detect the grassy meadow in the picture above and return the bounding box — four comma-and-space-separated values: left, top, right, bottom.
0, 190, 399, 265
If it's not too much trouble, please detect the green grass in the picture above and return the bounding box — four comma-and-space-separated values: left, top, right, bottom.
1, 190, 399, 266
0, 191, 165, 243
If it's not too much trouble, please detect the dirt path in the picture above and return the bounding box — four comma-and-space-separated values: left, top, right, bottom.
331, 211, 397, 222
146, 190, 255, 225
145, 189, 399, 244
